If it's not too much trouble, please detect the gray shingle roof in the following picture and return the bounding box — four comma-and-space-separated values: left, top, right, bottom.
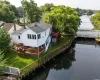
11, 28, 25, 35
3, 23, 14, 31
37, 21, 52, 30
28, 24, 45, 33
12, 21, 52, 34
27, 21, 52, 33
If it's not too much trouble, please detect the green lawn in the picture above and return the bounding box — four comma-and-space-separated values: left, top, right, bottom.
5, 50, 36, 68
4, 35, 72, 69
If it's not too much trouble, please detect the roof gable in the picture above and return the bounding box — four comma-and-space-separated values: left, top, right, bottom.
11, 28, 26, 35
3, 23, 14, 31
12, 22, 52, 35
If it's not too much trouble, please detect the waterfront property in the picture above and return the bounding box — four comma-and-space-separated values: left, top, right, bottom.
5, 36, 71, 69
23, 39, 100, 80
20, 35, 74, 78
3, 35, 73, 79
11, 21, 52, 55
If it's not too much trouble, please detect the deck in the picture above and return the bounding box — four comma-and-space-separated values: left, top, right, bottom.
13, 43, 45, 55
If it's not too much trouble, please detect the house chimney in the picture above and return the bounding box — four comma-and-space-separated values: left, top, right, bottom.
14, 22, 16, 31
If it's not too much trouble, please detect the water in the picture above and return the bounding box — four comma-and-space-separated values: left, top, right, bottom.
23, 39, 100, 80
23, 15, 100, 80
78, 15, 94, 30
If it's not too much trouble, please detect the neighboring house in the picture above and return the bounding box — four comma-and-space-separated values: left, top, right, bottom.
0, 21, 22, 34
11, 22, 52, 55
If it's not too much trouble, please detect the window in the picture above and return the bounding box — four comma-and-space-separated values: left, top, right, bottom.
27, 34, 36, 39
38, 34, 41, 39
18, 36, 20, 39
32, 35, 36, 39
27, 34, 30, 39
32, 35, 34, 39
29, 34, 31, 39
34, 35, 36, 39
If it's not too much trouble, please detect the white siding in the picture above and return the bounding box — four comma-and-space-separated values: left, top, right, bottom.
21, 29, 38, 47
38, 28, 51, 46
11, 27, 52, 52
11, 35, 22, 43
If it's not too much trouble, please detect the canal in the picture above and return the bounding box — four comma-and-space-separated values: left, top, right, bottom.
23, 39, 100, 80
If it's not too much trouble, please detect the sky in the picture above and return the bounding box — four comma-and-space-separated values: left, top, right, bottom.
7, 0, 100, 10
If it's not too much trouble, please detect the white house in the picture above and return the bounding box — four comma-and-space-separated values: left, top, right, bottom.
11, 21, 52, 54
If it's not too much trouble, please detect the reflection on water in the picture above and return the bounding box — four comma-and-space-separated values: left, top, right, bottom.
78, 15, 94, 30
23, 39, 100, 80
23, 43, 76, 80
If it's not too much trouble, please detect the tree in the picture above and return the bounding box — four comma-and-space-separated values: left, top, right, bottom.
10, 5, 19, 17
0, 0, 16, 22
21, 0, 42, 23
0, 28, 11, 52
17, 6, 24, 18
86, 9, 93, 15
44, 6, 80, 34
0, 51, 7, 75
91, 12, 100, 30
40, 3, 54, 12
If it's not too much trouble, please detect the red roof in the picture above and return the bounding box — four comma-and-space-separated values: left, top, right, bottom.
51, 32, 60, 36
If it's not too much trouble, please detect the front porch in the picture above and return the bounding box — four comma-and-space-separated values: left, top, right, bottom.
13, 43, 45, 55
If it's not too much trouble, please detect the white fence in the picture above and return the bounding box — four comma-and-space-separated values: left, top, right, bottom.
3, 66, 20, 76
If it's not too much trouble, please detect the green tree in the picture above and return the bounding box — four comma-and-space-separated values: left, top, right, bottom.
0, 51, 7, 75
91, 12, 100, 30
21, 0, 42, 23
40, 3, 54, 12
0, 0, 16, 22
44, 6, 80, 34
17, 6, 24, 18
86, 9, 93, 15
0, 28, 11, 52
10, 5, 19, 17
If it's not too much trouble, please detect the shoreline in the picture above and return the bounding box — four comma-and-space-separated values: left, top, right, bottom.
19, 36, 75, 79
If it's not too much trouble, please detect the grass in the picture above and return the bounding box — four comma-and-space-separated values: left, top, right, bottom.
5, 51, 36, 69
43, 35, 71, 55
4, 35, 72, 69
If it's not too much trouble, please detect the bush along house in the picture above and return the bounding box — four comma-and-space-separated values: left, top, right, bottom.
11, 22, 52, 55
